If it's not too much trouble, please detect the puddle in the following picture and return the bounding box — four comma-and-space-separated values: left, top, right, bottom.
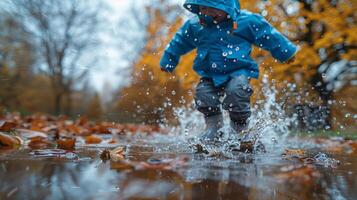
1, 78, 356, 199
1, 134, 357, 200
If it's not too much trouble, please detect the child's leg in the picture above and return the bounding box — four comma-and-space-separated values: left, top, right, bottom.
222, 75, 253, 133
194, 77, 224, 116
194, 77, 224, 140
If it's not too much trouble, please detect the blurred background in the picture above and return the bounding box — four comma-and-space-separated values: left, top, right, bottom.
0, 0, 356, 132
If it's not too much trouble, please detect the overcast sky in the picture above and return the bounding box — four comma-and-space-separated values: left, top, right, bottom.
90, 0, 185, 94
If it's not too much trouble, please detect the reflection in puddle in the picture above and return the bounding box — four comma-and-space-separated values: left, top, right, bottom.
1, 135, 357, 200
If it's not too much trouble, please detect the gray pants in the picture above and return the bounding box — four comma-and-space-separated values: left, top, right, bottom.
194, 75, 253, 123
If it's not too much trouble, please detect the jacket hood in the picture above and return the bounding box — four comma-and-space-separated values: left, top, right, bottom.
183, 0, 240, 19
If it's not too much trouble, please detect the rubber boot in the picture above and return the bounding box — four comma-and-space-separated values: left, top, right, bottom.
200, 114, 223, 141
230, 119, 266, 153
230, 120, 248, 136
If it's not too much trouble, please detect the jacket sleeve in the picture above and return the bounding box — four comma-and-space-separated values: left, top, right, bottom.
160, 20, 196, 72
249, 14, 297, 63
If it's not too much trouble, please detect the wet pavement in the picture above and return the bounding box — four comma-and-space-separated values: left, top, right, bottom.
1, 134, 357, 200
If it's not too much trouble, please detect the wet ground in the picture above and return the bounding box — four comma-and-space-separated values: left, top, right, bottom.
1, 134, 357, 200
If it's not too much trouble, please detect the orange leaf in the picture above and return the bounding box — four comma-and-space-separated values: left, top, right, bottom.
0, 121, 17, 132
56, 137, 76, 150
0, 132, 22, 148
28, 137, 53, 149
85, 135, 102, 144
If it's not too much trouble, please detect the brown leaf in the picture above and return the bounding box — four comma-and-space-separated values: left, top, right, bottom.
0, 121, 17, 132
28, 137, 53, 149
100, 149, 111, 161
0, 132, 23, 148
348, 141, 357, 153
56, 137, 76, 150
109, 146, 126, 162
85, 135, 102, 144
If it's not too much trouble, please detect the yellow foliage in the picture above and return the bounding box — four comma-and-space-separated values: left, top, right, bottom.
117, 0, 357, 127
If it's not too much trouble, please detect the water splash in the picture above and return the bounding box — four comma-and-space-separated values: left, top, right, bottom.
169, 74, 296, 155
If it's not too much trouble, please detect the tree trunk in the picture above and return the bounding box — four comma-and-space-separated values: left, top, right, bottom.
54, 92, 62, 115
64, 91, 72, 116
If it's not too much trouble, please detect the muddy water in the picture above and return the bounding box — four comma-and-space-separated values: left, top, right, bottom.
1, 135, 357, 200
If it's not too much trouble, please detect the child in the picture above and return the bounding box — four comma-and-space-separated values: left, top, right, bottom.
160, 0, 297, 141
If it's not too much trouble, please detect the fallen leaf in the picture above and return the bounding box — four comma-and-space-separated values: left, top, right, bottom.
100, 149, 111, 161
0, 121, 17, 131
56, 137, 76, 150
109, 146, 126, 162
348, 141, 357, 153
0, 132, 23, 148
85, 135, 102, 144
28, 137, 53, 149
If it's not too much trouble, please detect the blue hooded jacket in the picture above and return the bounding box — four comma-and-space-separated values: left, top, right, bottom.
160, 0, 297, 87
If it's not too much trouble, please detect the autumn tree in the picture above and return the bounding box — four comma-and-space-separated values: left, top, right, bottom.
240, 0, 357, 129
0, 12, 35, 112
86, 93, 104, 120
3, 0, 105, 115
115, 0, 198, 124
116, 0, 356, 129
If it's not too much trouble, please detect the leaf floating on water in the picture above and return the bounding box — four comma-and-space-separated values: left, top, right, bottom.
100, 149, 111, 161
0, 132, 23, 148
56, 137, 76, 150
109, 146, 126, 162
85, 135, 102, 144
